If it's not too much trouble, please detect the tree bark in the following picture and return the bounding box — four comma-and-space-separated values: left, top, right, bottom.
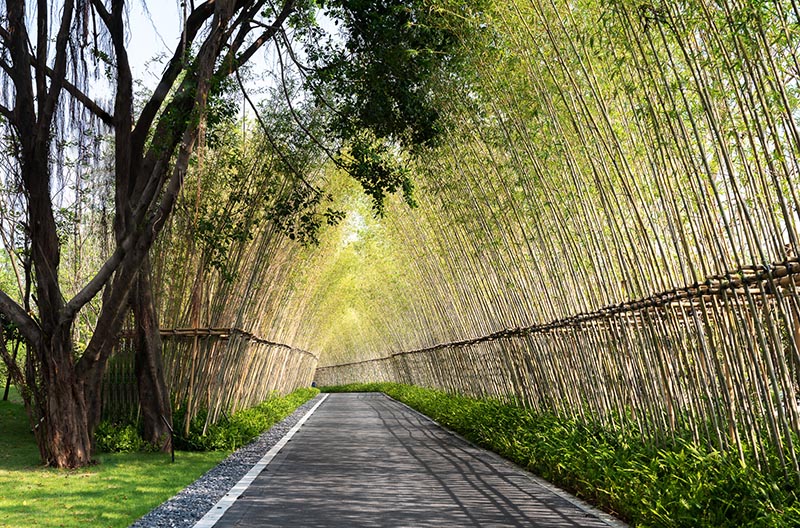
39, 328, 93, 468
133, 256, 172, 451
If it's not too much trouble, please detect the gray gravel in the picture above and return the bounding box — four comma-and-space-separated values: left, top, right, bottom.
129, 394, 325, 528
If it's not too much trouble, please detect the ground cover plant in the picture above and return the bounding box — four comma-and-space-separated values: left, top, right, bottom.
97, 387, 319, 453
172, 388, 319, 452
323, 383, 800, 527
0, 387, 317, 527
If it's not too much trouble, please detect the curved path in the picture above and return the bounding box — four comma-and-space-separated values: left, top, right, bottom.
197, 393, 626, 528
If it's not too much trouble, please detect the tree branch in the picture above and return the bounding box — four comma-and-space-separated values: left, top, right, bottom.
60, 234, 132, 324
49, 65, 113, 125
76, 251, 141, 372
88, 0, 111, 28
0, 103, 13, 122
0, 290, 39, 346
131, 1, 215, 152
36, 0, 74, 146
0, 26, 113, 125
223, 0, 268, 64
227, 0, 296, 74
35, 0, 48, 116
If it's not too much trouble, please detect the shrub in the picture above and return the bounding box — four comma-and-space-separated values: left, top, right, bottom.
96, 387, 320, 453
322, 382, 800, 527
94, 422, 146, 453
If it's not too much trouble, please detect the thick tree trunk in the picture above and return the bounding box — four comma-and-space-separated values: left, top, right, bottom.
133, 256, 172, 451
81, 260, 173, 452
38, 329, 93, 468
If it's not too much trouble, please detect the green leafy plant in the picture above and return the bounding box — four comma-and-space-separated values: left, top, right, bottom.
94, 422, 148, 453
97, 388, 318, 453
323, 383, 800, 527
172, 387, 319, 452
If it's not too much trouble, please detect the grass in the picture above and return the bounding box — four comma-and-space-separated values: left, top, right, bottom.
323, 382, 800, 527
0, 386, 319, 528
0, 391, 226, 528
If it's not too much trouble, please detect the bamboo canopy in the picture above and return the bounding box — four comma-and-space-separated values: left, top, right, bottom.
313, 0, 800, 477
97, 0, 800, 476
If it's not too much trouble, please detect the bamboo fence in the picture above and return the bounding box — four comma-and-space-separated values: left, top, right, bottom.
317, 262, 800, 473
104, 329, 316, 427
314, 0, 800, 478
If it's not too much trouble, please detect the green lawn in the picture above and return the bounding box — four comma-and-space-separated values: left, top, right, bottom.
0, 392, 227, 528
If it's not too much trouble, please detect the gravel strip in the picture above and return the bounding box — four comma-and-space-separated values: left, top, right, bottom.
129, 394, 325, 528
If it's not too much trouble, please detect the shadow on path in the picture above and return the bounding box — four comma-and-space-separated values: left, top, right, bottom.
212, 393, 624, 528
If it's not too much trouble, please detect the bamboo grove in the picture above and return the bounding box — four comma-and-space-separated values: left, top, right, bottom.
93, 0, 800, 479
311, 0, 800, 480
102, 107, 329, 431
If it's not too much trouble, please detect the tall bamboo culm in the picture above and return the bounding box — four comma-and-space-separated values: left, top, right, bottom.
315, 0, 800, 479
102, 112, 332, 430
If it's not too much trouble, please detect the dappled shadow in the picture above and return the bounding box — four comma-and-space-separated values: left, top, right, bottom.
0, 395, 222, 527
215, 393, 619, 527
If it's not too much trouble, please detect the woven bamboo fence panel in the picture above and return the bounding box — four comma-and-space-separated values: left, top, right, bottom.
103, 328, 317, 425
317, 266, 800, 475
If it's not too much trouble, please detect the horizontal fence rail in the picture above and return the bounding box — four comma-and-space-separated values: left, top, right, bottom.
317, 259, 800, 477
103, 328, 317, 432
118, 327, 317, 358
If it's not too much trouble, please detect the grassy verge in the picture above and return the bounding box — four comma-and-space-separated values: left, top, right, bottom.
323, 382, 800, 527
0, 387, 319, 527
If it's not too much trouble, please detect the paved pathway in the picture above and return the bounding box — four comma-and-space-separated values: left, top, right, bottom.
204, 393, 625, 527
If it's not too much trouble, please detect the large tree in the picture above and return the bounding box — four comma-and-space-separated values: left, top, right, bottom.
0, 0, 479, 467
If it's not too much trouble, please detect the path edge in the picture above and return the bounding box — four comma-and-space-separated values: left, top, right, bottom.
192, 393, 329, 528
381, 392, 629, 528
